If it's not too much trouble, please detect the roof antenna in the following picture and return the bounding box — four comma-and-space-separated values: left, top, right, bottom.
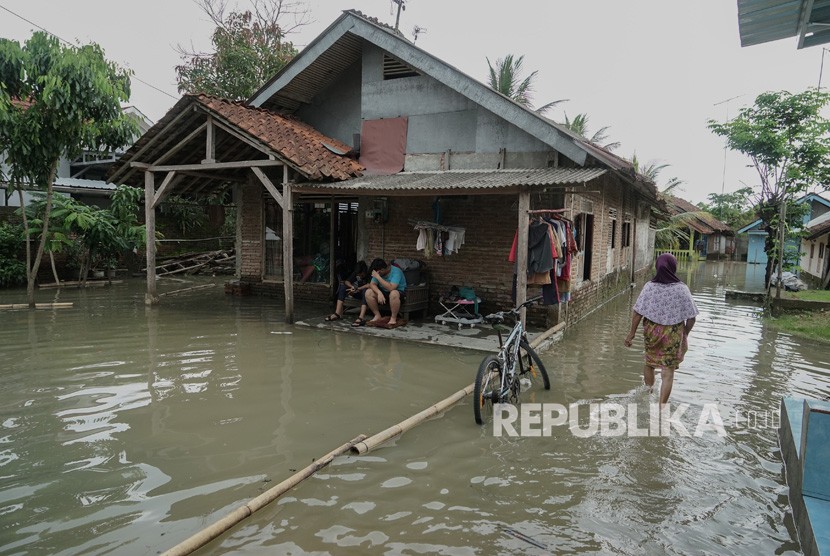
391, 0, 406, 30
412, 24, 427, 42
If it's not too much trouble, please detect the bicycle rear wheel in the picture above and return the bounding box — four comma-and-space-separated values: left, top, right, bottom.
473, 355, 502, 425
518, 340, 550, 393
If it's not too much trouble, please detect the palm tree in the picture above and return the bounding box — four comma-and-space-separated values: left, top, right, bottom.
631, 153, 684, 193
486, 54, 565, 115
562, 113, 621, 152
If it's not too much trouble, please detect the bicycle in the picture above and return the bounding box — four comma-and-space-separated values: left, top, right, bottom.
473, 296, 551, 425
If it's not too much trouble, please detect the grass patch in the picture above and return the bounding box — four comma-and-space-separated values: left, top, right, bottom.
783, 289, 830, 302
766, 310, 830, 342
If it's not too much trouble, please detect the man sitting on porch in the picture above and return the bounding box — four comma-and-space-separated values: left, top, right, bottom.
362, 258, 407, 327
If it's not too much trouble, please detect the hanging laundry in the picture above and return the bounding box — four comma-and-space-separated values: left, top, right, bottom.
434, 230, 444, 256
410, 220, 466, 256
416, 228, 427, 251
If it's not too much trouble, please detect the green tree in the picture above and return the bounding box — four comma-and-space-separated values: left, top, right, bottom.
0, 32, 137, 306
176, 0, 304, 100
708, 89, 830, 288
563, 113, 621, 152
26, 185, 145, 284
486, 54, 565, 115
0, 222, 26, 288
698, 187, 755, 230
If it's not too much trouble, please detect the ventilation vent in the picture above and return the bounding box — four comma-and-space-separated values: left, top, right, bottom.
383, 54, 419, 80
582, 199, 594, 213
608, 208, 618, 219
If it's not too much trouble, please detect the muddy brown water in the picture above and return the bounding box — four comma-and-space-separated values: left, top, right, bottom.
0, 262, 826, 554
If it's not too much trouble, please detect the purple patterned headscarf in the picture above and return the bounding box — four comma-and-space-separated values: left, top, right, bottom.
652, 253, 681, 284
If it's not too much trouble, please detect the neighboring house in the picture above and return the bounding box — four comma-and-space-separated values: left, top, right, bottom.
0, 106, 152, 209
801, 210, 830, 288
737, 193, 830, 266
659, 195, 733, 260
110, 10, 665, 326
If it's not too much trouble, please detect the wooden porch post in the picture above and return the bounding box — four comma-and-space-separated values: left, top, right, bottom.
517, 188, 530, 323
689, 227, 695, 261
282, 166, 294, 324
329, 196, 336, 286
144, 170, 158, 305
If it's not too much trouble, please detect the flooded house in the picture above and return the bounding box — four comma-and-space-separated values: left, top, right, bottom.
111, 10, 664, 327
801, 201, 830, 289
659, 195, 733, 261
738, 193, 830, 267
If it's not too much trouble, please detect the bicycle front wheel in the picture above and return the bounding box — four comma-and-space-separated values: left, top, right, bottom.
473, 355, 503, 425
519, 340, 550, 393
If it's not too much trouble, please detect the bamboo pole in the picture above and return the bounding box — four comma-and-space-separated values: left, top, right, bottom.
529, 322, 566, 350
0, 302, 73, 310
159, 284, 217, 297
351, 385, 474, 455
39, 280, 123, 289
161, 434, 366, 556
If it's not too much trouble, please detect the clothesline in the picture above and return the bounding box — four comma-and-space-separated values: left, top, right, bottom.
408, 219, 464, 233
527, 208, 567, 215
528, 208, 573, 224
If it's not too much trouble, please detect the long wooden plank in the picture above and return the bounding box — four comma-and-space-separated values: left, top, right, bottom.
145, 171, 158, 305
516, 189, 530, 323
282, 166, 294, 324
148, 160, 284, 173
251, 167, 283, 208
152, 171, 178, 208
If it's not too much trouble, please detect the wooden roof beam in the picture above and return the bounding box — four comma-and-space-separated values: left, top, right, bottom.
133, 159, 283, 173
251, 166, 284, 208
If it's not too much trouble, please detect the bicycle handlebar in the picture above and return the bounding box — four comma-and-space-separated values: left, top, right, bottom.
483, 295, 543, 324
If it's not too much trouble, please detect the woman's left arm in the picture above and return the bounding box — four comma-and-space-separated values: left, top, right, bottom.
624, 312, 643, 347
684, 317, 696, 335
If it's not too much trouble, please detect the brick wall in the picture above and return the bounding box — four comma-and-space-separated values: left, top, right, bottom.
238, 181, 263, 280
240, 173, 657, 329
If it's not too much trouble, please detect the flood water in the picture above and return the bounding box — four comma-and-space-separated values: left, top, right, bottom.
0, 262, 827, 555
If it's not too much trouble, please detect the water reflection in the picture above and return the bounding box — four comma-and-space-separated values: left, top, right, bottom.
0, 265, 825, 554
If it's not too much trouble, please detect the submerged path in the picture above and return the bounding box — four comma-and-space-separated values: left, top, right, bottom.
0, 263, 827, 554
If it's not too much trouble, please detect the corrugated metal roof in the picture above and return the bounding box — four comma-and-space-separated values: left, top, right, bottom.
738, 0, 830, 48
292, 168, 607, 194
54, 177, 115, 190
806, 210, 830, 239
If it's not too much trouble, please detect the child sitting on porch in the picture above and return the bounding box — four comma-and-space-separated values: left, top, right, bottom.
325, 260, 369, 321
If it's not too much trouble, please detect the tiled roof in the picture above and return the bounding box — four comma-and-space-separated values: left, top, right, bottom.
110, 94, 363, 184
292, 168, 608, 193
664, 195, 732, 234
10, 98, 33, 110
195, 95, 363, 181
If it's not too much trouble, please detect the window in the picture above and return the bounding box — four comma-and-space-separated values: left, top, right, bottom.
820, 243, 825, 259
610, 219, 617, 248
810, 243, 815, 259
622, 222, 631, 248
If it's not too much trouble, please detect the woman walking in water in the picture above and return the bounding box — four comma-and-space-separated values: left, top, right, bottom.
624, 253, 699, 404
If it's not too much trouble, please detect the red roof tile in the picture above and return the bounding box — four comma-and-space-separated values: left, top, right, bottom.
663, 195, 732, 234
194, 95, 363, 181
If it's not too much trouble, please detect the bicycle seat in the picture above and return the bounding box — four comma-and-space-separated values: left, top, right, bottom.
483, 313, 505, 324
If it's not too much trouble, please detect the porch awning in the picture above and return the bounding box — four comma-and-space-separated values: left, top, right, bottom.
291, 167, 608, 196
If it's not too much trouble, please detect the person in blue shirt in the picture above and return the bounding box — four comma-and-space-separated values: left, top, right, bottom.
359, 258, 407, 327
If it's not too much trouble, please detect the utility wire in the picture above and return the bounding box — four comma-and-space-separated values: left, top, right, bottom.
0, 2, 178, 100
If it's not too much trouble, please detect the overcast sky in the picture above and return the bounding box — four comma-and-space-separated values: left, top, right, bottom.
0, 0, 826, 204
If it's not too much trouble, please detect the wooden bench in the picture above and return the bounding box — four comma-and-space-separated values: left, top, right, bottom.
343, 283, 429, 320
